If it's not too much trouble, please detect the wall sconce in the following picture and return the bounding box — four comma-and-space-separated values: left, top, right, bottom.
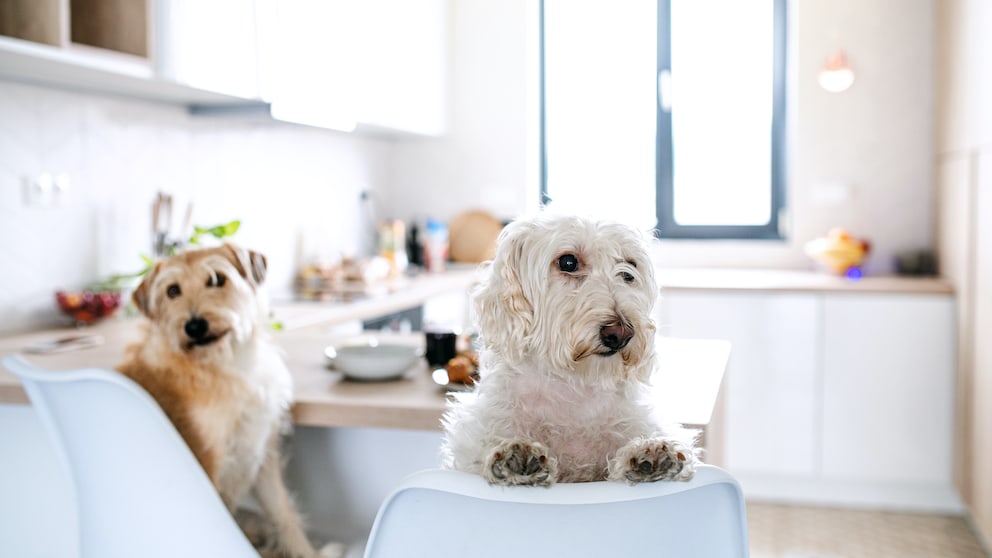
818, 50, 855, 93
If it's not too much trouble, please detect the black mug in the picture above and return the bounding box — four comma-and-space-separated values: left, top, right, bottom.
424, 329, 457, 367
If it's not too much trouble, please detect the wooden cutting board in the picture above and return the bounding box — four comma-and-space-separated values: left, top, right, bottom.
448, 210, 504, 263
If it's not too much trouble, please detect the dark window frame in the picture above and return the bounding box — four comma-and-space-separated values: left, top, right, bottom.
540, 0, 788, 240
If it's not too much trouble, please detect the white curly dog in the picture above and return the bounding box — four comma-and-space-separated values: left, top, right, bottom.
441, 213, 699, 486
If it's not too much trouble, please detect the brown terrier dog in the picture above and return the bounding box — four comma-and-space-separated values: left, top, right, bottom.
117, 243, 339, 558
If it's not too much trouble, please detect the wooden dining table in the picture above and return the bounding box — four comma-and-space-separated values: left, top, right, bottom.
0, 312, 730, 434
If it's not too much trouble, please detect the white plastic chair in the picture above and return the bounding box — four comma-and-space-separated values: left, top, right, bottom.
363, 465, 749, 558
3, 354, 259, 558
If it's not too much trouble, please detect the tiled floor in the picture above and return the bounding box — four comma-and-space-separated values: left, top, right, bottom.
748, 502, 990, 558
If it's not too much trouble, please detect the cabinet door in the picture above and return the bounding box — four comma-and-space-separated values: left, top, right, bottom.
261, 0, 448, 135
662, 292, 819, 476
157, 0, 262, 99
353, 0, 447, 135
821, 294, 955, 484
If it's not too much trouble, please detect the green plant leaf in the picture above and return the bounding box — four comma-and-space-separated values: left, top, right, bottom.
188, 220, 240, 245
212, 220, 241, 238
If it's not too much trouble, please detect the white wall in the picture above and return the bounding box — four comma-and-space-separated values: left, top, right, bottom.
0, 80, 392, 335
386, 0, 936, 275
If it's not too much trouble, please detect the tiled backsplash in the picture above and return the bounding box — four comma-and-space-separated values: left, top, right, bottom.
0, 80, 392, 335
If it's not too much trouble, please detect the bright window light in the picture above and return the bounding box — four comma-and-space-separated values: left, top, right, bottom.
543, 0, 657, 230
671, 0, 774, 226
543, 0, 781, 234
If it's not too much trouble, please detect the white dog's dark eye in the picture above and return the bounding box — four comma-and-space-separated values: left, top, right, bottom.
166, 284, 181, 299
558, 254, 579, 273
207, 273, 227, 288
621, 271, 635, 283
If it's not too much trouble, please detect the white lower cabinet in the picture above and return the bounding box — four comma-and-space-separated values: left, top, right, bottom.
820, 295, 956, 486
658, 290, 960, 512
661, 293, 819, 477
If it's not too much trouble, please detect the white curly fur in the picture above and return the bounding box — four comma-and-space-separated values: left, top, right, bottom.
440, 213, 699, 486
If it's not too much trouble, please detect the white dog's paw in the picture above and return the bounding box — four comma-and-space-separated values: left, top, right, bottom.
609, 437, 697, 483
484, 440, 559, 486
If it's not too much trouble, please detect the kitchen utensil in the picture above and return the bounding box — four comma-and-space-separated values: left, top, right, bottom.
152, 192, 173, 257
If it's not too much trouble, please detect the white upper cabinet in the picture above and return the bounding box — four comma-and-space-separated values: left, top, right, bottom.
352, 0, 448, 136
258, 0, 448, 135
0, 0, 449, 136
156, 0, 263, 101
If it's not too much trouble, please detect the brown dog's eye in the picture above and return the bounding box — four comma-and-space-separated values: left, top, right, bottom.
558, 254, 579, 273
166, 284, 181, 299
207, 273, 227, 288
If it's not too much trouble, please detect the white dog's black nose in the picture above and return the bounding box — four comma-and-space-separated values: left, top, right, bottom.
600, 323, 633, 351
184, 317, 209, 339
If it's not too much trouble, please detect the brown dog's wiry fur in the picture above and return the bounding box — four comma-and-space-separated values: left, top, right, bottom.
116, 243, 340, 558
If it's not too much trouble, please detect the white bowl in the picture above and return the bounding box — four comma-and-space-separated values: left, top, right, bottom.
327, 343, 421, 381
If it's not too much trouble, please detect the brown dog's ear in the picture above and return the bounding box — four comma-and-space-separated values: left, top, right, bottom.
248, 250, 267, 285
131, 261, 162, 319
472, 220, 534, 362
220, 243, 267, 287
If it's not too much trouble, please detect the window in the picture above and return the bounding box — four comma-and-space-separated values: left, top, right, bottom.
541, 0, 787, 240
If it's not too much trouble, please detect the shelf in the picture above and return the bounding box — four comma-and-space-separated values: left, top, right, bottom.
0, 34, 268, 107
70, 0, 148, 57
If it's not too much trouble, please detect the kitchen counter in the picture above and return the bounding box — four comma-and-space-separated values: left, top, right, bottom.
656, 268, 953, 295
273, 265, 482, 330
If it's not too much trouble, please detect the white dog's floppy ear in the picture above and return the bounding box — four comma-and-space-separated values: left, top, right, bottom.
473, 220, 534, 360
221, 243, 267, 287
131, 261, 162, 319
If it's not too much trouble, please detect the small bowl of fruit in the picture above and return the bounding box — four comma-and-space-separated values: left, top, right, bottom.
55, 290, 123, 326
804, 227, 871, 276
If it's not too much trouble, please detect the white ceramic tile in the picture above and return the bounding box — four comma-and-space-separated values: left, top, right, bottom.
0, 79, 391, 335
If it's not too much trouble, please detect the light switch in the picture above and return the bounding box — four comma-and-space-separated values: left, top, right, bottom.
810, 182, 852, 206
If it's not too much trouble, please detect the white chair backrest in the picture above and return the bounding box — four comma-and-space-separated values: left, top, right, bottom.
3, 354, 258, 558
364, 465, 749, 558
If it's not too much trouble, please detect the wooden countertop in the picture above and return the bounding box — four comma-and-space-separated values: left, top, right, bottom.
0, 319, 729, 432
656, 268, 954, 295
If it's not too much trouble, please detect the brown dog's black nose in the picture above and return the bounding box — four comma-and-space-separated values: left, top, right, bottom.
184, 317, 209, 339
600, 323, 633, 351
